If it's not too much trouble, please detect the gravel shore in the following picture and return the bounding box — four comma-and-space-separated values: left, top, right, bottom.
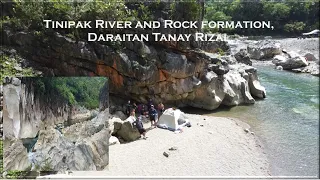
70, 114, 270, 177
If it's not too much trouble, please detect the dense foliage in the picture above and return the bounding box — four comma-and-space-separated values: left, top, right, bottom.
1, 0, 318, 37
0, 53, 37, 82
1, 0, 204, 39
33, 77, 107, 109
205, 0, 319, 36
1, 0, 130, 40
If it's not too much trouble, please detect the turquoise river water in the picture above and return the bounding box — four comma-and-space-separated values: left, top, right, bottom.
187, 65, 319, 177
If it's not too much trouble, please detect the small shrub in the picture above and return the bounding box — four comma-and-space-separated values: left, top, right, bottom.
217, 48, 225, 56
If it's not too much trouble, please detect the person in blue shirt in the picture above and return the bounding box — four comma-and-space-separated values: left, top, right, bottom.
149, 105, 158, 128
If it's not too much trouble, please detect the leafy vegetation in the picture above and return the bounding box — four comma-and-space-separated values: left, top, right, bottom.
0, 53, 39, 83
170, 0, 201, 21
1, 1, 318, 38
204, 0, 319, 36
1, 1, 205, 39
2, 0, 143, 41
1, 162, 32, 179
217, 48, 225, 56
32, 77, 108, 109
5, 170, 30, 179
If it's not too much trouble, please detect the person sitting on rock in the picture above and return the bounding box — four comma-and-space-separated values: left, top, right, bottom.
149, 105, 158, 128
128, 109, 137, 123
134, 115, 147, 139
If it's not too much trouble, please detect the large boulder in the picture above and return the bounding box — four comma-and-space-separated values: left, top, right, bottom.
32, 128, 97, 172
220, 55, 237, 65
188, 65, 257, 110
234, 49, 252, 65
247, 40, 282, 60
69, 111, 92, 125
63, 120, 104, 142
224, 64, 265, 103
222, 70, 255, 105
272, 55, 287, 64
248, 71, 266, 98
189, 72, 226, 110
29, 110, 110, 172
311, 69, 320, 77
273, 51, 308, 70
303, 52, 318, 62
81, 129, 109, 170
3, 139, 32, 171
63, 109, 109, 142
291, 62, 320, 76
115, 118, 141, 142
108, 117, 123, 135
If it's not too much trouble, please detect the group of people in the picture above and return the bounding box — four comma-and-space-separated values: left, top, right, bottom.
125, 99, 165, 139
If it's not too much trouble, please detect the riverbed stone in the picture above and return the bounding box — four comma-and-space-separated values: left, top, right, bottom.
235, 49, 252, 65
275, 66, 283, 70
303, 52, 318, 61
247, 40, 282, 60
274, 51, 308, 70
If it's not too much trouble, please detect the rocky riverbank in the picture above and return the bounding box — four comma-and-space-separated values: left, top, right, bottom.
1, 30, 267, 110
40, 114, 270, 177
228, 37, 319, 76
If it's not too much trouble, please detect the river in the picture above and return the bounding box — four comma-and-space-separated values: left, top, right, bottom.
184, 64, 319, 176
216, 64, 319, 176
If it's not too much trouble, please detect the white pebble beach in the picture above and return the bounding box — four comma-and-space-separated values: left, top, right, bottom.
70, 114, 271, 177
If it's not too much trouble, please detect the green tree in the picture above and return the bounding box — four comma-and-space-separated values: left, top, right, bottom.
284, 21, 306, 35
263, 2, 291, 21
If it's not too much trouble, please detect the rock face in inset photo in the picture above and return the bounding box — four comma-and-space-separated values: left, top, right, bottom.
3, 139, 31, 171
2, 78, 70, 140
2, 77, 110, 172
